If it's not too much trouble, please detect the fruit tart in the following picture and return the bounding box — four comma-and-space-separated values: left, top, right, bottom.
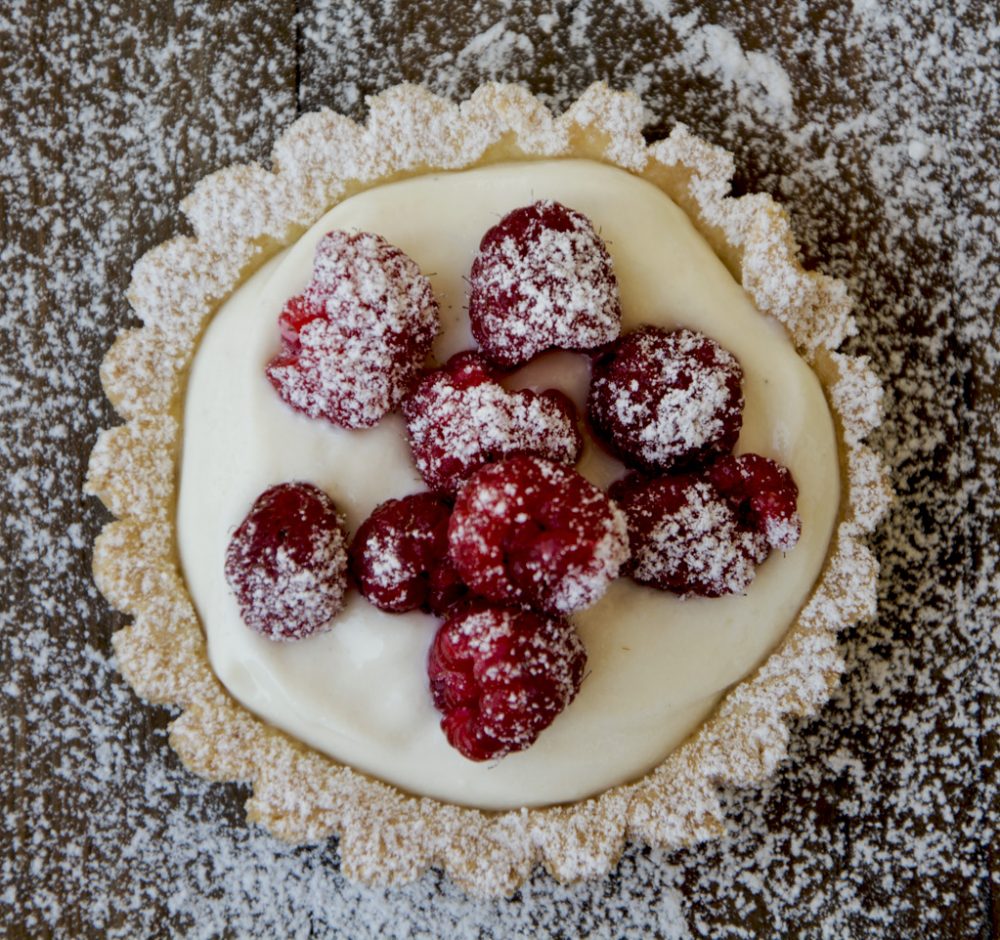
86, 83, 890, 896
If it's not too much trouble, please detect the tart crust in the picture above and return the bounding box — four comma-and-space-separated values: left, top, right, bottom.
86, 83, 890, 896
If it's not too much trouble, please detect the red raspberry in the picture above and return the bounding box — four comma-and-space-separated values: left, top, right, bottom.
349, 492, 466, 615
468, 200, 622, 368
448, 455, 630, 615
427, 603, 587, 761
402, 350, 583, 494
588, 327, 744, 472
610, 473, 768, 598
266, 231, 439, 429
708, 454, 801, 551
224, 482, 348, 641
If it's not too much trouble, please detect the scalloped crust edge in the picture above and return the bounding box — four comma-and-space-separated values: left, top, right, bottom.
86, 82, 891, 898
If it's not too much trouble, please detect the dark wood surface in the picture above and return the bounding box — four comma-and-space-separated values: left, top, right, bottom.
2, 1, 997, 937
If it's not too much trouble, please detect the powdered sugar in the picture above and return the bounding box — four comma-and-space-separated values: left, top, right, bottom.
763, 514, 798, 552
349, 492, 461, 613
267, 230, 439, 428
708, 452, 802, 556
4, 1, 995, 936
653, 480, 759, 592
449, 455, 630, 615
545, 499, 631, 614
403, 352, 582, 493
429, 605, 587, 759
616, 474, 767, 597
469, 199, 622, 366
641, 487, 760, 594
589, 327, 744, 471
224, 482, 348, 641
665, 21, 795, 122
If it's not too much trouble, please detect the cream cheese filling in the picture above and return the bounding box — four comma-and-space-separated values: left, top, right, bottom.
177, 159, 839, 809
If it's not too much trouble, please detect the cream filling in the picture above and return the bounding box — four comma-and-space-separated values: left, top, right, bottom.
177, 159, 839, 810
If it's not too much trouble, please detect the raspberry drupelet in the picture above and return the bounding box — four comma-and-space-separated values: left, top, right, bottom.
448, 454, 630, 615
588, 326, 744, 472
225, 482, 349, 641
427, 603, 587, 761
267, 230, 439, 429
349, 492, 466, 616
402, 350, 583, 495
468, 200, 622, 367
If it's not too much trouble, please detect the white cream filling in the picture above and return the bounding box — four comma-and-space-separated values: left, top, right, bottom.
177, 159, 839, 809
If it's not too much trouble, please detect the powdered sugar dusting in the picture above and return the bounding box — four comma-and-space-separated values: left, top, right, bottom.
267, 230, 439, 428
4, 1, 995, 935
449, 455, 630, 615
548, 498, 630, 615
349, 492, 462, 614
469, 199, 622, 366
428, 605, 587, 760
403, 352, 582, 493
762, 511, 800, 553
632, 478, 764, 595
590, 326, 744, 471
708, 452, 803, 555
223, 482, 348, 642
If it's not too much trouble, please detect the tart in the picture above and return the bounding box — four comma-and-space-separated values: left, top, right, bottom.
86, 83, 890, 896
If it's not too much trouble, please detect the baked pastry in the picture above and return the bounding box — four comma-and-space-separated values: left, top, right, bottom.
86, 83, 890, 895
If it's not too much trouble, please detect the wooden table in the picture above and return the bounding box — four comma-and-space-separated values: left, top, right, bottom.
2, 2, 996, 936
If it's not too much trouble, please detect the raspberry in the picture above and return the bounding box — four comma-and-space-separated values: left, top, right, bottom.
402, 350, 583, 494
588, 327, 743, 472
349, 492, 466, 615
610, 472, 767, 598
708, 454, 801, 551
224, 482, 348, 641
266, 231, 439, 429
448, 455, 630, 615
468, 200, 622, 367
427, 603, 587, 761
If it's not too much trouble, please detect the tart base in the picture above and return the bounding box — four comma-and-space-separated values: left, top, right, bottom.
86, 82, 890, 896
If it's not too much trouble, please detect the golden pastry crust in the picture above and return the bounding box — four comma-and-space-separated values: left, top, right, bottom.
86, 82, 891, 897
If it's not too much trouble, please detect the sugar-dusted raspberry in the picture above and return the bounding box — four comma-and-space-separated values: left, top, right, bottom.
402, 350, 583, 494
709, 454, 801, 551
266, 230, 439, 429
224, 482, 348, 641
588, 327, 744, 472
468, 200, 622, 368
349, 492, 466, 615
449, 455, 630, 615
610, 472, 767, 598
427, 603, 587, 761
